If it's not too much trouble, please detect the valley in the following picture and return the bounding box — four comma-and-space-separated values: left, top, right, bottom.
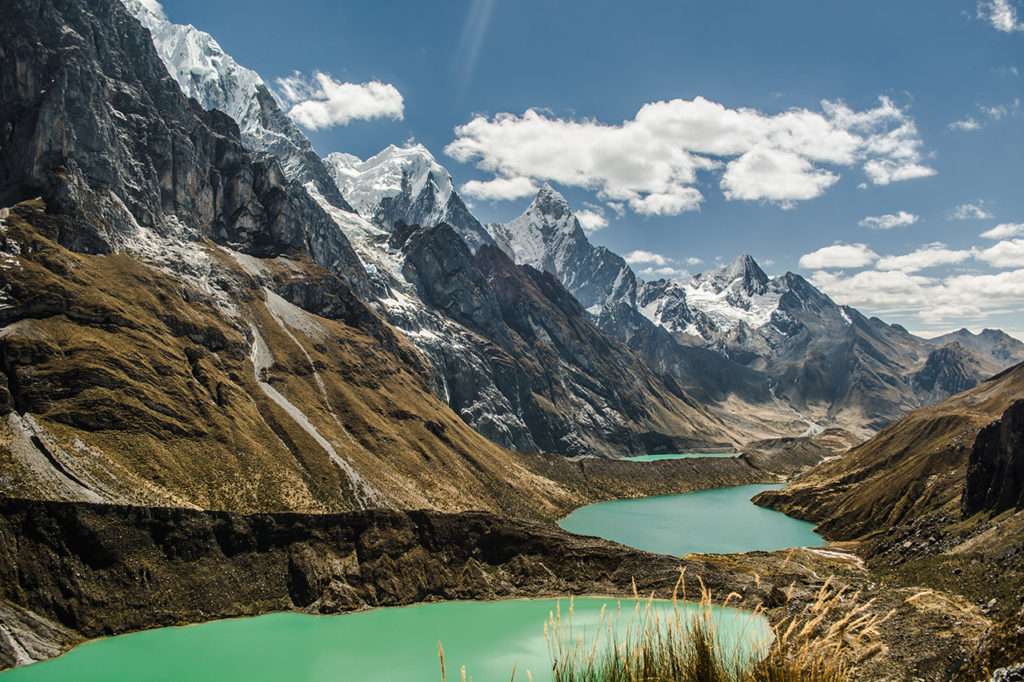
1, 0, 1023, 680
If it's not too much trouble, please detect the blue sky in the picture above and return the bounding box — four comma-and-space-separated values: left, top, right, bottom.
156, 0, 1024, 337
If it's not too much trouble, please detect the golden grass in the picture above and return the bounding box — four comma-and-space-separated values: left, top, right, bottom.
546, 572, 891, 682
439, 570, 892, 682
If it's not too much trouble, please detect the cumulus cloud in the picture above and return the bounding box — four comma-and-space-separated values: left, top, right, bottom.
638, 265, 692, 280
721, 147, 838, 207
858, 211, 919, 229
798, 243, 878, 269
981, 222, 1024, 239
276, 72, 404, 130
948, 202, 994, 220
875, 243, 972, 272
624, 251, 692, 279
810, 260, 1024, 324
975, 239, 1024, 267
460, 176, 537, 201
685, 256, 704, 265
978, 0, 1024, 32
810, 269, 931, 313
862, 159, 937, 185
576, 209, 609, 233
625, 250, 672, 266
444, 95, 933, 216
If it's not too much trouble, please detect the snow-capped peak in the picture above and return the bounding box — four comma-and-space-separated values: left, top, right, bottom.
693, 253, 770, 296
530, 184, 572, 221
323, 144, 454, 219
120, 0, 350, 210
122, 0, 264, 128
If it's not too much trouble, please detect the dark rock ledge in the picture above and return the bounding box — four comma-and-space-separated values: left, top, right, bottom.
0, 498, 777, 671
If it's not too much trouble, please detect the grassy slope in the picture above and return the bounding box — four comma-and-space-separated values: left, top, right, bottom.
0, 200, 576, 518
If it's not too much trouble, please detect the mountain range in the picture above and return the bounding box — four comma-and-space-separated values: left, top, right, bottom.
2, 0, 1023, 521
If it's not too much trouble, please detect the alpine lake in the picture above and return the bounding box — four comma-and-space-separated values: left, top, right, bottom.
4, 465, 823, 681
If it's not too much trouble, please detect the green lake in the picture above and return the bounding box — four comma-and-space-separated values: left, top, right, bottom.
0, 598, 770, 682
558, 483, 824, 556
622, 452, 737, 462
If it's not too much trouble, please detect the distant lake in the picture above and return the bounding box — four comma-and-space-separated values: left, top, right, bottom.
622, 452, 737, 462
558, 483, 824, 556
0, 598, 770, 682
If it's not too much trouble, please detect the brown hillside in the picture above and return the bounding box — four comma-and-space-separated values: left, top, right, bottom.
0, 200, 576, 518
755, 361, 1024, 541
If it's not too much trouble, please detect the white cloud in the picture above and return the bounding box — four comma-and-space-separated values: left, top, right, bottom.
685, 256, 704, 265
875, 243, 972, 272
862, 159, 937, 185
638, 266, 691, 280
978, 0, 1024, 32
721, 146, 838, 207
445, 95, 933, 215
975, 239, 1024, 267
606, 202, 626, 218
859, 211, 919, 229
460, 176, 537, 201
948, 202, 994, 220
948, 118, 983, 131
811, 265, 1024, 324
810, 269, 931, 312
798, 243, 878, 269
625, 250, 671, 266
276, 72, 404, 130
576, 209, 609, 233
628, 187, 705, 215
981, 222, 1024, 239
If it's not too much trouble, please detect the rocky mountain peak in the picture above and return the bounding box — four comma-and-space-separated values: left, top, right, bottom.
694, 253, 770, 297
530, 184, 573, 223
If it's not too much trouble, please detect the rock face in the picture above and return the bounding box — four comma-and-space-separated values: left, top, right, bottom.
929, 328, 1024, 368
0, 0, 368, 296
912, 343, 1001, 405
120, 0, 354, 213
0, 498, 773, 670
963, 398, 1024, 518
391, 222, 735, 456
487, 185, 637, 313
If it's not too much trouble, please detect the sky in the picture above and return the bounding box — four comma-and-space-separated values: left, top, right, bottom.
154, 0, 1024, 338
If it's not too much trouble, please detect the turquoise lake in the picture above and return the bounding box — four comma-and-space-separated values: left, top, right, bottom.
0, 598, 770, 682
622, 452, 737, 462
558, 483, 824, 556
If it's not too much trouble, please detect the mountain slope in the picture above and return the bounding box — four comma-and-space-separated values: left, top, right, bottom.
488, 185, 637, 313
755, 361, 1024, 540
0, 0, 598, 516
390, 223, 736, 455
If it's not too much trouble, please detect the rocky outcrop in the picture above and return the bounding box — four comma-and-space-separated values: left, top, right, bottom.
0, 498, 774, 670
963, 399, 1024, 518
913, 343, 999, 405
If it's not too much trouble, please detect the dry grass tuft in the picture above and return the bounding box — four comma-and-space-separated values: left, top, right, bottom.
542, 571, 890, 682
